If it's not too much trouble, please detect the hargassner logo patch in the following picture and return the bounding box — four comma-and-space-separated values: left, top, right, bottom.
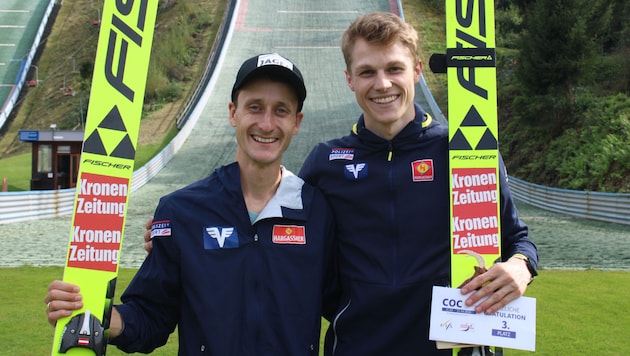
150, 220, 172, 239
412, 159, 434, 182
344, 163, 367, 180
329, 148, 355, 161
272, 225, 306, 244
204, 227, 238, 249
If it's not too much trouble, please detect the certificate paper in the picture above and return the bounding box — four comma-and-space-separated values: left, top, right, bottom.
429, 286, 536, 351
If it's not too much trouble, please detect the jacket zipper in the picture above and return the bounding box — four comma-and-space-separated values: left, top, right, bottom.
331, 299, 351, 355
253, 232, 261, 351
387, 141, 399, 286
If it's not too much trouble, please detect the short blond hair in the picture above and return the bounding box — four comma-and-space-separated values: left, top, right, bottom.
341, 12, 419, 70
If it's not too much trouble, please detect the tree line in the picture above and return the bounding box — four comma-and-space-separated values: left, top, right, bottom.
427, 0, 630, 192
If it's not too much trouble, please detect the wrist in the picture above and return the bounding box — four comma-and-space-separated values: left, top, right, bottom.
510, 253, 536, 285
107, 306, 124, 339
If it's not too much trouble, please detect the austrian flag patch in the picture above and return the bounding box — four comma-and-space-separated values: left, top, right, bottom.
272, 225, 306, 244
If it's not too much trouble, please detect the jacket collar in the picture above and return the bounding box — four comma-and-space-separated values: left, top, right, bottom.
256, 166, 304, 222
351, 103, 433, 144
221, 163, 305, 223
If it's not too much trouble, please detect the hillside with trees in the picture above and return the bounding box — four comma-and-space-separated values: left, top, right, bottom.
416, 0, 630, 193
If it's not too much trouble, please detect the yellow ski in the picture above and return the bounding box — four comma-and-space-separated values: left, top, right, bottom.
431, 0, 502, 354
51, 1, 158, 354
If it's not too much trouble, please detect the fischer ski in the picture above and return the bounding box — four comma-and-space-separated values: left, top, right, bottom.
430, 0, 502, 354
51, 0, 158, 355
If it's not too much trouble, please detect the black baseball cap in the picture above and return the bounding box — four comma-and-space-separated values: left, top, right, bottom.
231, 53, 307, 111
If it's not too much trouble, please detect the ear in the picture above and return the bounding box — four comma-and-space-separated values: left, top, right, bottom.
292, 112, 304, 136
414, 59, 423, 83
228, 102, 237, 127
345, 69, 355, 91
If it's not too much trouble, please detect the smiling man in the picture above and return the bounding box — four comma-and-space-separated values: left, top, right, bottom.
44, 53, 337, 355
298, 12, 538, 355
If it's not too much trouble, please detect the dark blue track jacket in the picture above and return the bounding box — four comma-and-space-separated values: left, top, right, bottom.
299, 104, 538, 356
110, 163, 337, 355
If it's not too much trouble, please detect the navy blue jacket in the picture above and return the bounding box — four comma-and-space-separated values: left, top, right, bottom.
299, 104, 538, 356
110, 163, 337, 355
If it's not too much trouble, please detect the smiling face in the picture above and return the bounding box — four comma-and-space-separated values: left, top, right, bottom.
229, 77, 303, 169
345, 38, 422, 140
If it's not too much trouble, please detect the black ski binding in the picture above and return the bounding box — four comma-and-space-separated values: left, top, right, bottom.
59, 310, 105, 355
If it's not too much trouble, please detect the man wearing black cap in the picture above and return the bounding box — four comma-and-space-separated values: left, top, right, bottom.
44, 53, 337, 355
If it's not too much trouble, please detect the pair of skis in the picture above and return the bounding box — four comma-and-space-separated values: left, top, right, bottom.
49, 0, 503, 355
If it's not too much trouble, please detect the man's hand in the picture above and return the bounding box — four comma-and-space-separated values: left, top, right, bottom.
44, 280, 124, 338
460, 256, 532, 314
44, 280, 83, 326
144, 217, 154, 253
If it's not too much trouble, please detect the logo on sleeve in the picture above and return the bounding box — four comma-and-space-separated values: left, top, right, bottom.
151, 220, 172, 238
204, 226, 238, 249
272, 225, 306, 244
329, 148, 355, 160
412, 159, 434, 182
344, 163, 367, 180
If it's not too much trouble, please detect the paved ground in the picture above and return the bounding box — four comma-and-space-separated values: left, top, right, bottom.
0, 0, 628, 271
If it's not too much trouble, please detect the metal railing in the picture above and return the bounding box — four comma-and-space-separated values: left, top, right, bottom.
4, 155, 629, 226
0, 188, 74, 223
508, 176, 630, 226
